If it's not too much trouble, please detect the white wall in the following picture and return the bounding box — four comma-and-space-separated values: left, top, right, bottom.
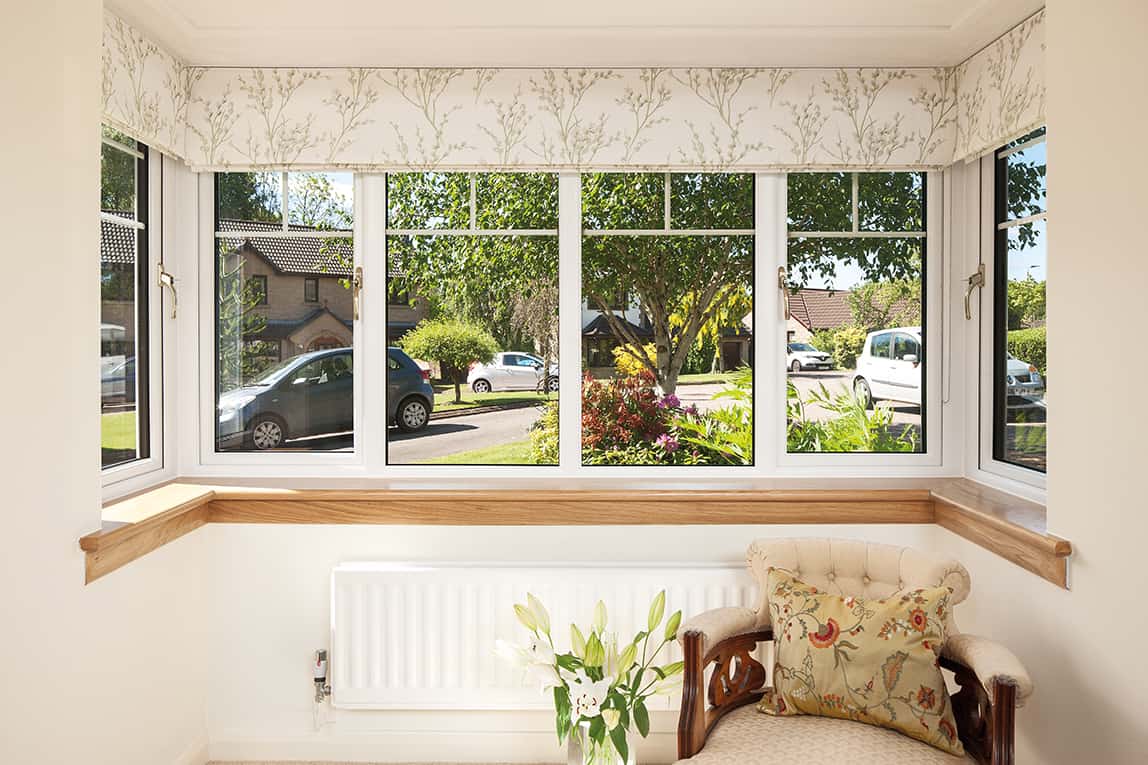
929, 1, 1148, 762
0, 3, 208, 764
203, 524, 934, 762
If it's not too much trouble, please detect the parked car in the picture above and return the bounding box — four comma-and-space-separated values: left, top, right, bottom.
786, 342, 832, 372
852, 327, 1044, 409
387, 346, 436, 432
217, 347, 356, 450
467, 352, 559, 393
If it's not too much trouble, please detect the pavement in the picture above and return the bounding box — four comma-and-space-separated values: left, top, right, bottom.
387, 404, 545, 463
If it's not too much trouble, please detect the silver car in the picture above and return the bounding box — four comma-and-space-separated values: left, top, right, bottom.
467, 352, 559, 393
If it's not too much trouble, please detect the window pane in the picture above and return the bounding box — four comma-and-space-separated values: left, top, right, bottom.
581, 173, 754, 466
215, 174, 355, 453
582, 173, 663, 230
787, 172, 851, 232
995, 220, 1047, 472
386, 172, 469, 230
1005, 139, 1046, 221
100, 130, 148, 470
386, 173, 559, 465
858, 172, 923, 231
671, 173, 754, 229
288, 172, 354, 230
217, 172, 282, 223
476, 173, 558, 229
786, 175, 925, 454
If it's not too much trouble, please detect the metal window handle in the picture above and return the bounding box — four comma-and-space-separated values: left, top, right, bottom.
964, 263, 985, 321
352, 266, 364, 320
778, 266, 790, 320
157, 266, 177, 319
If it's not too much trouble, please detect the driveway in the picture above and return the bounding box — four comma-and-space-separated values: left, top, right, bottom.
387, 404, 544, 463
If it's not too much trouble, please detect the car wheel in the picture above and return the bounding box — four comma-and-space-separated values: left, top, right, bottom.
854, 378, 874, 410
248, 414, 286, 450
472, 379, 492, 394
545, 376, 560, 393
397, 397, 430, 432
790, 359, 802, 373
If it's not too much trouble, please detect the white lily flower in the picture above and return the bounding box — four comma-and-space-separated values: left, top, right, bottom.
496, 638, 560, 691
564, 669, 614, 719
494, 639, 530, 668
602, 709, 621, 730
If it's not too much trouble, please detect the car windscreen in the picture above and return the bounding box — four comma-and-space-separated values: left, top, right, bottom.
249, 355, 305, 386
789, 343, 815, 352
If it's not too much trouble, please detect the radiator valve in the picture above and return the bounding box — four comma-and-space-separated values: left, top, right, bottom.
313, 649, 332, 703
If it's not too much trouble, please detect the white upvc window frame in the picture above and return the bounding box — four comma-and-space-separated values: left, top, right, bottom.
180, 168, 954, 481
101, 133, 174, 498
194, 171, 365, 473
971, 135, 1048, 493
775, 171, 947, 472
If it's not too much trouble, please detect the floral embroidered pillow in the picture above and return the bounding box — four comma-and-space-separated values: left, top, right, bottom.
757, 567, 964, 756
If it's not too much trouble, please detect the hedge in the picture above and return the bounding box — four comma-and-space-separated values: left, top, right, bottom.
1006, 327, 1046, 378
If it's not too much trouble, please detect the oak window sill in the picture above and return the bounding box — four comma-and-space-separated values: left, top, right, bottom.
81, 478, 1069, 588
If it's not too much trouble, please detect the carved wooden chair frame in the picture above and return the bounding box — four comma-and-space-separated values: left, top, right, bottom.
677, 628, 1017, 765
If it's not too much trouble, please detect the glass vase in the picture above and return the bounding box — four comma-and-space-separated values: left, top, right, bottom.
567, 721, 636, 765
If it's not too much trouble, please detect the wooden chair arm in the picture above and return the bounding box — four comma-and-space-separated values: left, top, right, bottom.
677, 628, 772, 759
940, 655, 1018, 765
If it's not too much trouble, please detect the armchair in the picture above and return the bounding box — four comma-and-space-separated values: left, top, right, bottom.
676, 538, 1031, 765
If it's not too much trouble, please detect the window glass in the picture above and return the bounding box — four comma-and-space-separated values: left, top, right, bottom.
386, 172, 559, 466
100, 128, 149, 469
994, 128, 1047, 473
215, 172, 355, 453
786, 172, 926, 454
582, 173, 754, 467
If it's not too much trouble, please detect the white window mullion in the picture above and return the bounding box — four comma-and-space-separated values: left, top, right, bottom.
360, 174, 386, 472
557, 173, 583, 472
755, 173, 786, 473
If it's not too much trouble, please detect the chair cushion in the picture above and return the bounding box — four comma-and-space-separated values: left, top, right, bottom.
760, 568, 964, 756
677, 706, 972, 764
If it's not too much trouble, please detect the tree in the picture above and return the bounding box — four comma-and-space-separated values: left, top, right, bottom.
399, 319, 500, 403
217, 172, 280, 222
510, 278, 560, 385
582, 173, 755, 393
848, 279, 922, 331
1006, 275, 1046, 329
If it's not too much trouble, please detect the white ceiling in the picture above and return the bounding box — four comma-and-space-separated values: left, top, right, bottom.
107, 0, 1045, 68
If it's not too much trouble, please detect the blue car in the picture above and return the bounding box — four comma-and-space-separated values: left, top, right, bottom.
386, 346, 435, 432
217, 348, 356, 450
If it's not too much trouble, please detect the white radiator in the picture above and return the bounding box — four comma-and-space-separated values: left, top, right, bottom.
330, 562, 757, 710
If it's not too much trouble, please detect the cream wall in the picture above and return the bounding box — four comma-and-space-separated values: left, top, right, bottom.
0, 3, 208, 764
929, 1, 1148, 762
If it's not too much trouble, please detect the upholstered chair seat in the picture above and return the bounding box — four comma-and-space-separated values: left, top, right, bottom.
675, 538, 1032, 765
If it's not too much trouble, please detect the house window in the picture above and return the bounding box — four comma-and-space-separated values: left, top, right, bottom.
214, 171, 355, 453
786, 172, 927, 454
581, 173, 755, 467
100, 126, 150, 471
384, 172, 559, 466
993, 127, 1047, 473
249, 275, 268, 305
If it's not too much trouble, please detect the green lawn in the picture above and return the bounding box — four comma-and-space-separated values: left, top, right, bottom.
101, 410, 137, 450
433, 388, 552, 413
422, 438, 544, 465
677, 371, 736, 385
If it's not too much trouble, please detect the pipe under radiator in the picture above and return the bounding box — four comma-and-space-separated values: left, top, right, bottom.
329, 562, 756, 710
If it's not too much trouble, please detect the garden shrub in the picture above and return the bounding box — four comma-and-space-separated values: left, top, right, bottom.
830, 324, 868, 370
681, 337, 718, 375
1007, 327, 1046, 378
786, 382, 916, 453
530, 400, 560, 465
611, 343, 656, 378
400, 318, 499, 402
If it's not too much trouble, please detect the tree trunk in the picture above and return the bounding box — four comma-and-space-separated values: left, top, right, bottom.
453, 376, 463, 404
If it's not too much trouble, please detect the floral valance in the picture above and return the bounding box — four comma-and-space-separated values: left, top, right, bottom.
102, 10, 1044, 172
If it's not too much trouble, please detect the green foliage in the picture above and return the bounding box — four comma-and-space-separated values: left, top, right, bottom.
613, 343, 656, 378
848, 280, 921, 331
530, 401, 560, 466
399, 319, 499, 403
1006, 276, 1046, 330
216, 251, 270, 391
681, 335, 718, 375
786, 382, 917, 453
216, 172, 280, 222
674, 368, 754, 465
829, 325, 868, 370
1007, 327, 1047, 378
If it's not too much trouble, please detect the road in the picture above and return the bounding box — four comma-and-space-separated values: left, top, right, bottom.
387, 405, 544, 463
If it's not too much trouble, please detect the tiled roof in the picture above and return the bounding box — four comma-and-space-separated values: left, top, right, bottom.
788, 288, 853, 331
219, 219, 354, 277
100, 212, 136, 265
582, 313, 653, 338
245, 306, 352, 341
